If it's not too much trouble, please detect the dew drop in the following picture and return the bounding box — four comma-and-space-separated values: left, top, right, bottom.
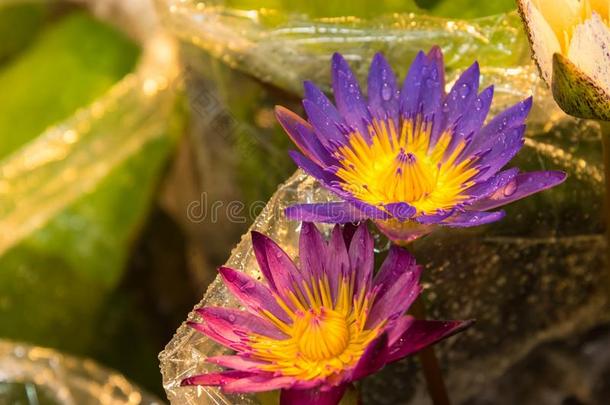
459, 83, 470, 98
474, 98, 483, 110
381, 83, 392, 101
442, 102, 450, 113
503, 179, 517, 196
228, 314, 237, 322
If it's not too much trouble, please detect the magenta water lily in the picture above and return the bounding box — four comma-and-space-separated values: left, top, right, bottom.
276, 47, 566, 244
181, 223, 471, 404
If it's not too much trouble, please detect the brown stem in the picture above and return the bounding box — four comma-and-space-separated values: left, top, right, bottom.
600, 121, 610, 303
410, 297, 451, 405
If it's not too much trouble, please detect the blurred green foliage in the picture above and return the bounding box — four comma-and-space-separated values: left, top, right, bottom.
0, 4, 46, 65
0, 11, 139, 158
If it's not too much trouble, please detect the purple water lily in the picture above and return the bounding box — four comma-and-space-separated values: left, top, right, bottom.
182, 222, 471, 404
276, 47, 566, 244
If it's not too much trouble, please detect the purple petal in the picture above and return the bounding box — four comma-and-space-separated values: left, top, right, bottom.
473, 124, 526, 182
421, 46, 445, 119
207, 355, 269, 372
471, 170, 567, 211
181, 370, 258, 387
285, 202, 372, 224
383, 202, 417, 221
415, 209, 455, 224
445, 85, 494, 161
348, 223, 374, 296
466, 97, 532, 156
299, 222, 327, 282
219, 267, 291, 323
325, 224, 350, 303
303, 81, 346, 148
251, 231, 304, 305
400, 51, 427, 118
373, 245, 419, 299
289, 150, 339, 186
464, 168, 519, 201
280, 385, 348, 405
366, 267, 422, 328
351, 333, 389, 380
442, 210, 505, 227
223, 375, 296, 393
275, 106, 336, 167
196, 307, 287, 340
367, 52, 399, 122
441, 62, 480, 131
331, 53, 371, 139
386, 319, 474, 363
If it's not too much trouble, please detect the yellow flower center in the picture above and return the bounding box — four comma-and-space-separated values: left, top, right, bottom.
249, 274, 384, 381
294, 308, 349, 361
334, 117, 479, 215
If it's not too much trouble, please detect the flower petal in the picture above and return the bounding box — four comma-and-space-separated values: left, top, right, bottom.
373, 245, 418, 300
280, 385, 348, 405
442, 210, 505, 227
299, 222, 327, 282
207, 355, 269, 372
275, 106, 336, 166
219, 267, 291, 323
223, 375, 296, 393
386, 319, 474, 363
325, 224, 350, 303
331, 53, 371, 139
181, 370, 258, 387
351, 333, 390, 380
441, 61, 480, 131
383, 202, 417, 221
367, 52, 399, 122
285, 202, 372, 223
196, 307, 287, 339
303, 81, 347, 148
400, 50, 427, 118
348, 223, 374, 295
473, 124, 526, 182
386, 315, 416, 347
251, 231, 305, 306
567, 12, 610, 97
466, 97, 531, 158
471, 170, 567, 211
187, 320, 246, 351
289, 150, 340, 186
464, 168, 520, 201
366, 267, 422, 328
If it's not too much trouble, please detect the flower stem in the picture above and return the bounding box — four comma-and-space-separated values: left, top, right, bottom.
601, 120, 610, 302
411, 297, 451, 405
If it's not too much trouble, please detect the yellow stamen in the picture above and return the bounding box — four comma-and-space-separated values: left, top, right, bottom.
335, 116, 479, 216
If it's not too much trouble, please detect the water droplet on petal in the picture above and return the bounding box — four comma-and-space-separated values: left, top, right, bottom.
474, 98, 483, 110
228, 314, 237, 322
459, 83, 470, 98
381, 83, 392, 101
503, 179, 517, 196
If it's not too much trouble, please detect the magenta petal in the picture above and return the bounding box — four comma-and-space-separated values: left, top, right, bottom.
325, 225, 350, 303
280, 385, 348, 405
386, 319, 474, 363
386, 315, 416, 347
187, 321, 245, 351
219, 267, 291, 323
285, 202, 372, 223
351, 333, 390, 380
366, 268, 422, 328
471, 171, 567, 211
207, 355, 269, 372
197, 307, 286, 340
367, 52, 399, 122
331, 53, 371, 139
348, 223, 374, 295
181, 370, 257, 387
251, 231, 304, 304
373, 245, 418, 299
299, 222, 327, 282
442, 210, 505, 227
223, 375, 296, 393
